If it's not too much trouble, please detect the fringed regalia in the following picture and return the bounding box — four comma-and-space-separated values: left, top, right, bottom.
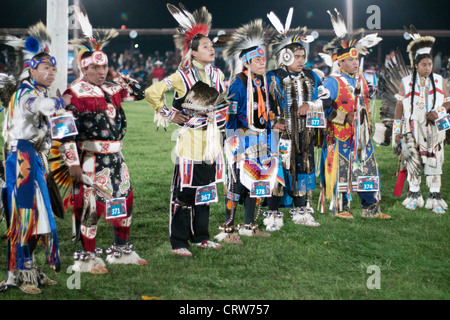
215, 19, 278, 242
265, 7, 328, 228
61, 76, 144, 250
1, 22, 64, 293
378, 26, 450, 213
58, 3, 147, 272
145, 3, 227, 253
319, 9, 389, 219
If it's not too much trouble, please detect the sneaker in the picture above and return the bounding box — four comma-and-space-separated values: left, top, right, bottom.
432, 207, 446, 214
172, 248, 193, 258
362, 204, 391, 220
90, 265, 109, 274
374, 212, 392, 219
72, 254, 109, 274
193, 240, 222, 249
266, 224, 281, 231
40, 274, 57, 286
263, 210, 283, 231
214, 230, 243, 245
106, 244, 148, 265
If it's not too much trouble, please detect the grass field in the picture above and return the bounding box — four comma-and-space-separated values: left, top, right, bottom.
0, 97, 449, 303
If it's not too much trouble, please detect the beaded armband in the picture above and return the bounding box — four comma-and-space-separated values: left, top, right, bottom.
395, 94, 404, 102
59, 142, 80, 167
163, 78, 173, 89
159, 105, 176, 121
436, 105, 447, 118
393, 119, 402, 134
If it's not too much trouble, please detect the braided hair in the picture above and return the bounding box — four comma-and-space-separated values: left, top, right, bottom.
410, 53, 435, 119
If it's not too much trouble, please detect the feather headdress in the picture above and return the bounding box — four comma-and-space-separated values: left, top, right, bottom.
167, 3, 212, 67
70, 2, 118, 67
404, 25, 435, 67
223, 19, 267, 82
266, 8, 314, 67
321, 8, 382, 70
0, 21, 53, 107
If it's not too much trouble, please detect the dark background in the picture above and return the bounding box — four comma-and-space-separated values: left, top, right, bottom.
1, 0, 449, 59
0, 0, 450, 80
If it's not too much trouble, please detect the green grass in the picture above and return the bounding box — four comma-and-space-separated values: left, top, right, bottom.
0, 97, 449, 301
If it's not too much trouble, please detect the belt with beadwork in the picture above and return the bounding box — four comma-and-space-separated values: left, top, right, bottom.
78, 140, 123, 154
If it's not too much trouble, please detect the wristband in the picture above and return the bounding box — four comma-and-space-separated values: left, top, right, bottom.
393, 119, 402, 134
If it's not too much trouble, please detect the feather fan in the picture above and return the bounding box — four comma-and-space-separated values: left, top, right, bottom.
373, 48, 410, 146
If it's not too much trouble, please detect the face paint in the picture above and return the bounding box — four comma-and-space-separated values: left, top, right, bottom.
37, 70, 49, 79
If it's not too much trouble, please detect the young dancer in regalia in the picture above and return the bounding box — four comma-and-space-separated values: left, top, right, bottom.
59, 4, 147, 273
389, 27, 450, 214
145, 3, 227, 258
265, 8, 329, 229
215, 19, 279, 244
320, 9, 390, 219
0, 22, 71, 294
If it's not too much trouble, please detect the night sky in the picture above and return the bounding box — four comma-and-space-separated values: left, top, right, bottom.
1, 0, 449, 62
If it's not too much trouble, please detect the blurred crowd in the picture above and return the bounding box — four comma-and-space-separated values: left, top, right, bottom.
107, 49, 179, 88
1, 46, 449, 96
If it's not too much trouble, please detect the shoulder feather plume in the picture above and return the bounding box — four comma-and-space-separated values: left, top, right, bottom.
374, 48, 411, 146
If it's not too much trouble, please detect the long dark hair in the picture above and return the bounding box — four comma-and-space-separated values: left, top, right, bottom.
189, 33, 208, 52
410, 53, 435, 119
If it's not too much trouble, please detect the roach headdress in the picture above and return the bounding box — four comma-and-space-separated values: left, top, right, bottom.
223, 19, 267, 82
266, 8, 314, 68
70, 2, 118, 69
404, 25, 435, 66
321, 8, 382, 71
167, 3, 212, 67
0, 21, 54, 107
